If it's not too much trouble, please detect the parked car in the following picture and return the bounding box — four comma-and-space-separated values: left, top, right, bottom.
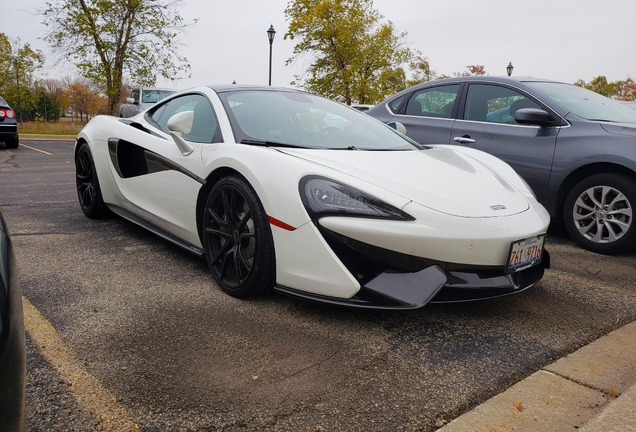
75, 85, 550, 309
118, 87, 175, 118
0, 209, 26, 431
0, 96, 19, 149
367, 76, 636, 255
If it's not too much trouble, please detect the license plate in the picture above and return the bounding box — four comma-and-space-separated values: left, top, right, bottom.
506, 234, 545, 274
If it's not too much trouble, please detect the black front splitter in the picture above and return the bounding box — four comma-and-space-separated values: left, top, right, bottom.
274, 251, 550, 310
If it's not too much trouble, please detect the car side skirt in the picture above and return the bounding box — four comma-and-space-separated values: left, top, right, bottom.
108, 205, 205, 257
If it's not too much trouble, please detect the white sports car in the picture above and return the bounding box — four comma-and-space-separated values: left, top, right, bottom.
75, 85, 551, 309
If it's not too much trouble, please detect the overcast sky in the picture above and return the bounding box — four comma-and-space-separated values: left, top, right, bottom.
2, 0, 635, 91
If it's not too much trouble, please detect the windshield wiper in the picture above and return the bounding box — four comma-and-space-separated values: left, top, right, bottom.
240, 139, 316, 149
326, 145, 361, 150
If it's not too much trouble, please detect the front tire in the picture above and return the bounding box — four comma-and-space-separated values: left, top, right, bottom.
564, 173, 636, 254
75, 143, 109, 218
202, 176, 275, 298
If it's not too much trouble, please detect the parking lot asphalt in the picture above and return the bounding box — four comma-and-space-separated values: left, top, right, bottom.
1, 139, 636, 431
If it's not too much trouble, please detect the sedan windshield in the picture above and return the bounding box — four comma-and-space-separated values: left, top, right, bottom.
527, 82, 636, 124
219, 90, 421, 150
142, 90, 175, 104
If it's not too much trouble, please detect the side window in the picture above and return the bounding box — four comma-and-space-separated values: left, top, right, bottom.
151, 94, 221, 143
389, 95, 406, 113
403, 85, 460, 118
130, 89, 140, 103
464, 84, 540, 124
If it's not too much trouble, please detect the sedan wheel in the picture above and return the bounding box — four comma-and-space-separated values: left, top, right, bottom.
75, 143, 109, 218
564, 173, 636, 254
202, 176, 275, 298
5, 135, 19, 149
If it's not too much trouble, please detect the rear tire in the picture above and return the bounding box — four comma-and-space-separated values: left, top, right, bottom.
5, 134, 18, 149
202, 176, 275, 298
564, 173, 636, 255
75, 143, 109, 218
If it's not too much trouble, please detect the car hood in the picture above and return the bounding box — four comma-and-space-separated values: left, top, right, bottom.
600, 122, 636, 138
280, 146, 529, 217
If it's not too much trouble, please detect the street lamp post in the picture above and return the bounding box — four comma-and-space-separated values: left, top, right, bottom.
267, 25, 276, 86
506, 62, 514, 77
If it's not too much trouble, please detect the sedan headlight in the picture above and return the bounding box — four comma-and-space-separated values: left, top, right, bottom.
300, 176, 414, 220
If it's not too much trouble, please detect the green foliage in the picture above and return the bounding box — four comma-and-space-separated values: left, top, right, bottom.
35, 87, 62, 121
0, 34, 45, 121
406, 55, 436, 87
285, 0, 413, 105
41, 0, 192, 114
574, 76, 636, 100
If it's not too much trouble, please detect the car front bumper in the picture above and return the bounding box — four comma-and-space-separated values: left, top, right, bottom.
274, 225, 550, 310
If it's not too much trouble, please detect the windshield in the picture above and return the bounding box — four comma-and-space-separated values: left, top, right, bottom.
142, 90, 175, 104
527, 82, 636, 124
219, 90, 421, 150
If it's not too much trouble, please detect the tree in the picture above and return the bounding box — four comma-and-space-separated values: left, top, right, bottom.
41, 78, 71, 119
406, 55, 436, 87
0, 34, 45, 121
454, 65, 486, 77
285, 0, 413, 105
64, 80, 107, 122
621, 78, 636, 101
42, 0, 193, 115
575, 76, 636, 101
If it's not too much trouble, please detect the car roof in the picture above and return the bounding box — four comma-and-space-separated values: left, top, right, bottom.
207, 84, 309, 94
0, 96, 8, 106
413, 76, 568, 87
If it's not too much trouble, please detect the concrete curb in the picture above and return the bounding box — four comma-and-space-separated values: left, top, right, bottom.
438, 320, 636, 431
20, 134, 77, 141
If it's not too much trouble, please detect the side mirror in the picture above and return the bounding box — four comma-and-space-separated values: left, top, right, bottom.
168, 111, 194, 135
126, 97, 135, 104
387, 121, 407, 135
515, 108, 550, 126
167, 111, 195, 155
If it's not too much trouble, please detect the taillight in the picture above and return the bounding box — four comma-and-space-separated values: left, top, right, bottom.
0, 109, 15, 118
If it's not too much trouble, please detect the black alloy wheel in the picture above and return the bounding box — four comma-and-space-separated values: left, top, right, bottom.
202, 176, 275, 298
564, 173, 636, 255
76, 143, 108, 218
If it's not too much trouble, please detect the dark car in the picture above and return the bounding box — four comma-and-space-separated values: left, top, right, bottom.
0, 96, 19, 149
367, 76, 636, 255
0, 209, 26, 431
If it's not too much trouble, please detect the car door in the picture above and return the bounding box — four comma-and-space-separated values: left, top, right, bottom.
450, 83, 560, 203
392, 84, 461, 144
125, 89, 140, 118
112, 93, 221, 247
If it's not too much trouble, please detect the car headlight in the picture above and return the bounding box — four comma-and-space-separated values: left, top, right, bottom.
300, 176, 414, 221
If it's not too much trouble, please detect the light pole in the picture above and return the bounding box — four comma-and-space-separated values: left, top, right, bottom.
506, 62, 514, 77
267, 25, 276, 86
